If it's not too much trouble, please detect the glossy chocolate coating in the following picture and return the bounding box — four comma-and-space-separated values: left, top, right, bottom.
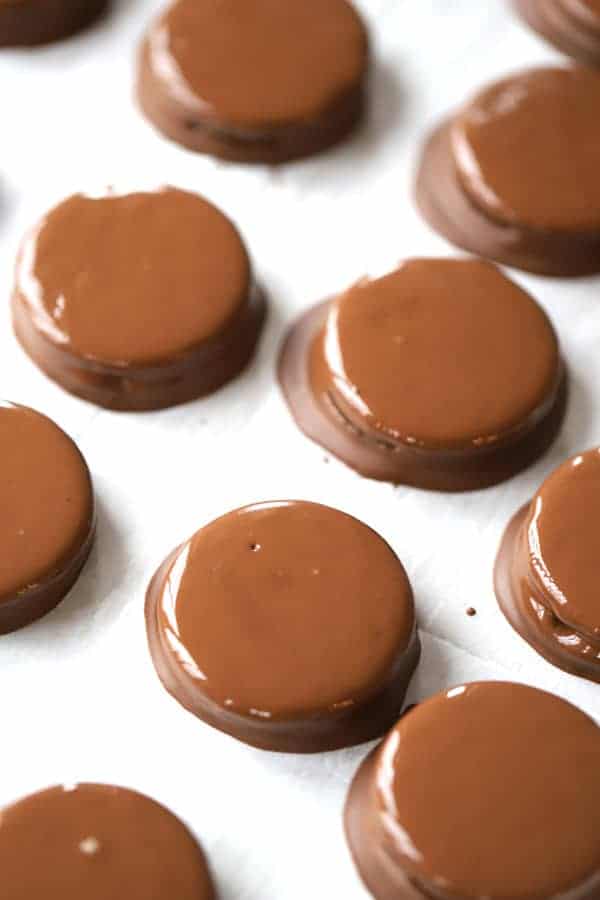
0, 0, 106, 46
416, 66, 600, 276
146, 501, 420, 753
514, 0, 600, 66
0, 783, 215, 899
496, 448, 600, 682
136, 0, 368, 164
12, 188, 265, 411
278, 258, 566, 491
345, 682, 600, 900
0, 402, 94, 634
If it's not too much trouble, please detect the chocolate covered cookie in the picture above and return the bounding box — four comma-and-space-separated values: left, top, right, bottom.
136, 0, 369, 164
416, 66, 600, 276
278, 258, 566, 490
345, 682, 600, 900
12, 187, 265, 411
0, 783, 215, 899
0, 402, 94, 634
146, 501, 420, 753
515, 0, 600, 66
496, 447, 600, 682
0, 0, 106, 46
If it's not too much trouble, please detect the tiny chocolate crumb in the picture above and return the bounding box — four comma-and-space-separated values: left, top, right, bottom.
466, 607, 477, 617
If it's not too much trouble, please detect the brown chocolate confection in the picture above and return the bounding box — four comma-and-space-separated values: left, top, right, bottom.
136, 0, 369, 164
12, 187, 265, 411
0, 783, 216, 899
345, 682, 600, 900
145, 500, 420, 753
514, 0, 600, 67
0, 0, 107, 46
0, 402, 94, 635
278, 258, 566, 491
496, 447, 600, 682
416, 66, 600, 276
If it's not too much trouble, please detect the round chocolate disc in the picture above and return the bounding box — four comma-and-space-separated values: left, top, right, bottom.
452, 67, 600, 232
279, 258, 566, 490
514, 0, 600, 67
12, 187, 265, 411
416, 66, 600, 276
0, 783, 215, 899
345, 682, 600, 900
136, 0, 369, 164
496, 447, 600, 682
0, 402, 94, 634
0, 0, 107, 46
146, 500, 420, 752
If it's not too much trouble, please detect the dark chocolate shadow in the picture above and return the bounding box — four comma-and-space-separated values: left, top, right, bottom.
555, 370, 595, 457
135, 281, 283, 437
342, 58, 406, 161
275, 59, 406, 191
514, 369, 594, 488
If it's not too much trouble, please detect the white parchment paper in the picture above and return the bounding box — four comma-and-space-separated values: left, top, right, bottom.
1, 2, 598, 897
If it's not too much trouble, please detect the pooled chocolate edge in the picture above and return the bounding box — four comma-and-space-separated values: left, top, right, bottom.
494, 503, 600, 683
415, 118, 600, 277
277, 298, 568, 491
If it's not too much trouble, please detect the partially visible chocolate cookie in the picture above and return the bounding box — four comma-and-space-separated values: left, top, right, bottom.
496, 447, 600, 682
12, 188, 265, 411
0, 402, 94, 634
514, 0, 600, 66
146, 500, 420, 753
136, 0, 369, 164
345, 682, 600, 900
416, 66, 600, 276
279, 258, 566, 490
0, 0, 107, 46
0, 783, 216, 899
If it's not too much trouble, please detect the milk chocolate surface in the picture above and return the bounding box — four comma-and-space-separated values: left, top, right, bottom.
0, 783, 215, 899
12, 187, 265, 410
496, 448, 600, 682
416, 66, 600, 275
570, 0, 600, 19
515, 0, 600, 66
0, 402, 94, 634
345, 682, 600, 900
136, 0, 369, 164
146, 500, 420, 752
279, 258, 566, 490
0, 0, 107, 46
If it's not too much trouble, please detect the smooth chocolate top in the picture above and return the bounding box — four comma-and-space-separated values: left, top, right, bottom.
146, 0, 368, 127
377, 682, 600, 899
452, 67, 600, 231
0, 784, 214, 899
311, 259, 559, 449
157, 501, 415, 719
527, 448, 600, 640
0, 402, 93, 602
14, 188, 250, 366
